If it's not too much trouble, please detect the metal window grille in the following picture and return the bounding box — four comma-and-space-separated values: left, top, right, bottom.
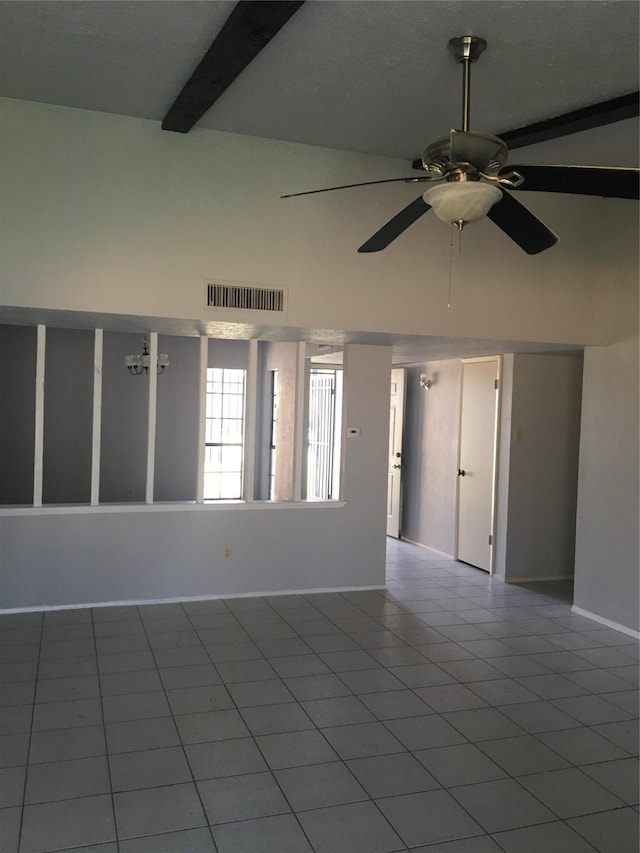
204, 368, 246, 500
307, 369, 341, 500
269, 370, 278, 500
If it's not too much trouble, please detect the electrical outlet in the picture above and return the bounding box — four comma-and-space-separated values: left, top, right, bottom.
223, 546, 232, 560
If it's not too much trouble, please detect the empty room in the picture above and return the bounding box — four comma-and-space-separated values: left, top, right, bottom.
0, 2, 638, 852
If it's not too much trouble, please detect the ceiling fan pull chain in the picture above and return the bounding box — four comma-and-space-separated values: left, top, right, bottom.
447, 222, 464, 308
447, 224, 455, 308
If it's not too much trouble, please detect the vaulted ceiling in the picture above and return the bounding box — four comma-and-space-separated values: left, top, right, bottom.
0, 1, 638, 360
1, 0, 638, 167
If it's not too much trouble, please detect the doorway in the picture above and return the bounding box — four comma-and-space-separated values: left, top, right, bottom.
455, 357, 501, 572
387, 368, 405, 538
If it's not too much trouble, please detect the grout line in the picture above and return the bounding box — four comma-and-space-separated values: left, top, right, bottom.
181, 599, 324, 851
16, 611, 45, 852
91, 605, 118, 849
134, 601, 216, 848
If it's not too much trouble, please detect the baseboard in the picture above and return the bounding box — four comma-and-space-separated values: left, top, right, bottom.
0, 584, 387, 615
396, 538, 453, 560
505, 575, 574, 584
571, 605, 640, 640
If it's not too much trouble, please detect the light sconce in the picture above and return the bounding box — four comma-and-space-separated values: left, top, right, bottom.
124, 335, 170, 376
420, 373, 433, 390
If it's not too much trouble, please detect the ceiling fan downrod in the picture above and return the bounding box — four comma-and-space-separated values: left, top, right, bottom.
449, 36, 487, 132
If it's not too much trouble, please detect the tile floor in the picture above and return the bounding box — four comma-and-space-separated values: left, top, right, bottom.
0, 538, 638, 853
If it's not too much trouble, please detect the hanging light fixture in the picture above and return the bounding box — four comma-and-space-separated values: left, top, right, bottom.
124, 335, 170, 375
423, 180, 502, 229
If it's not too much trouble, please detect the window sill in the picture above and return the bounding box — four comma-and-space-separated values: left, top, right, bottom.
0, 500, 347, 517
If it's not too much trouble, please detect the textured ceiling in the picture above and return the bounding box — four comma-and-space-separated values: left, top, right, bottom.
1, 0, 638, 164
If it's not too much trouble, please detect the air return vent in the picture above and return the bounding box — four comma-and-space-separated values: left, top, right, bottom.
207, 282, 285, 312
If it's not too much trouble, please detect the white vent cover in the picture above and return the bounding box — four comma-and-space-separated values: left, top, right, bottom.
207, 282, 285, 312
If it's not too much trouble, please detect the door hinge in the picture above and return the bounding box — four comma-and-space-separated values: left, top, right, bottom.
488, 534, 493, 546
494, 379, 499, 390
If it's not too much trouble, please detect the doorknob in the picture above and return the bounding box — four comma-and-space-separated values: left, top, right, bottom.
393, 463, 401, 469
457, 469, 466, 477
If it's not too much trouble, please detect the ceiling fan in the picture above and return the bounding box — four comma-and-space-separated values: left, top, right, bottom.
282, 36, 640, 255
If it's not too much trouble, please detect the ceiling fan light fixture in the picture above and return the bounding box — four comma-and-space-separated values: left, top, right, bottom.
423, 181, 503, 225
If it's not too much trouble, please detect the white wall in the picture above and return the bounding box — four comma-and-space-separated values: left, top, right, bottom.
0, 343, 391, 609
0, 505, 366, 608
574, 335, 639, 633
1, 98, 638, 348
339, 344, 392, 574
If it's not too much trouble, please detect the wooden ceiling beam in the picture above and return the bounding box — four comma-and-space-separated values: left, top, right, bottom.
162, 0, 305, 133
498, 91, 639, 151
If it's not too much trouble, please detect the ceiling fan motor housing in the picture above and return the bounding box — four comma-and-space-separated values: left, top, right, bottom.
421, 132, 509, 179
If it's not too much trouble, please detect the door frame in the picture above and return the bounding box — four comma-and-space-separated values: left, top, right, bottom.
387, 367, 406, 538
454, 355, 502, 574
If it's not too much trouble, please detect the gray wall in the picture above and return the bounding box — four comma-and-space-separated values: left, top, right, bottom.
0, 331, 298, 506
574, 336, 639, 632
154, 335, 199, 502
43, 328, 93, 504
494, 354, 514, 578
208, 339, 249, 370
401, 353, 583, 583
100, 335, 251, 502
497, 354, 583, 581
100, 332, 148, 502
0, 325, 36, 505
0, 343, 391, 608
401, 359, 462, 555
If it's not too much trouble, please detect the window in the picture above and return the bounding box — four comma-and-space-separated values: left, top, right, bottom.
269, 370, 278, 500
306, 368, 342, 500
204, 368, 246, 499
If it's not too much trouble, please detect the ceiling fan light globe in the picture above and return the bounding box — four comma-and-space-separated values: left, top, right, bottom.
423, 182, 502, 225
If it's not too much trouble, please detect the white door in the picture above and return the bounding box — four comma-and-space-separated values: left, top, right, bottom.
456, 358, 500, 571
387, 368, 405, 538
